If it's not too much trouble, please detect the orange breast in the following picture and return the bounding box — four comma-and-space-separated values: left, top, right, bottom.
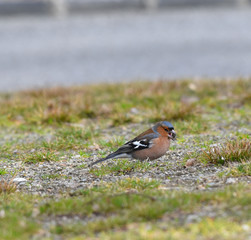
131, 137, 170, 160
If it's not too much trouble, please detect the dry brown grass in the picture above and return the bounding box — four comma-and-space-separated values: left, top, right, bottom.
0, 177, 17, 194
200, 139, 251, 165
0, 78, 250, 148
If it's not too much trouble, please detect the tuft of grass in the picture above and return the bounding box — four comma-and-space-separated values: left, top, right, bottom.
0, 177, 17, 194
219, 162, 251, 177
231, 162, 251, 176
199, 139, 250, 165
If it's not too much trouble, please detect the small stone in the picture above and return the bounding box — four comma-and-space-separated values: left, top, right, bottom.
181, 96, 199, 104
130, 108, 139, 114
0, 210, 5, 218
188, 83, 197, 91
197, 184, 206, 190
207, 182, 220, 188
242, 224, 250, 231
187, 167, 196, 173
13, 178, 27, 183
186, 158, 196, 167
186, 214, 200, 224
175, 171, 183, 176
92, 204, 100, 212
13, 149, 19, 154
32, 208, 40, 218
226, 178, 237, 184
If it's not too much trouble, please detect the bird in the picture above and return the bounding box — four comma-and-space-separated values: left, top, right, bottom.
88, 121, 176, 167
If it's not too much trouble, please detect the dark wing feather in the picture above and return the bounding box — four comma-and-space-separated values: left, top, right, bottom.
125, 133, 159, 151
88, 133, 159, 167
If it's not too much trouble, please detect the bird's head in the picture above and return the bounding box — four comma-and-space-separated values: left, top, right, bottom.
159, 121, 176, 140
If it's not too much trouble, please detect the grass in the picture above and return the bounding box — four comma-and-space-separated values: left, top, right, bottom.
0, 78, 250, 239
39, 180, 250, 238
0, 194, 39, 240
1, 79, 250, 130
198, 139, 250, 165
218, 162, 251, 178
1, 180, 250, 239
95, 219, 251, 240
0, 177, 17, 194
41, 173, 70, 180
0, 125, 100, 163
0, 79, 250, 156
0, 168, 7, 175
227, 162, 251, 177
186, 138, 251, 177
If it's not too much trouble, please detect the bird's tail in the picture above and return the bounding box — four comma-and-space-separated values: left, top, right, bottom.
88, 152, 118, 167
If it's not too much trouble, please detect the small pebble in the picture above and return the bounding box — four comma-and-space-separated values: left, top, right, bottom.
0, 210, 5, 218
207, 182, 220, 188
186, 214, 200, 224
186, 158, 196, 167
226, 178, 237, 184
13, 178, 27, 183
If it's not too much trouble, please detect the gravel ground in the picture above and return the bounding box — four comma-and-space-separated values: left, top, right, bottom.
1, 123, 250, 196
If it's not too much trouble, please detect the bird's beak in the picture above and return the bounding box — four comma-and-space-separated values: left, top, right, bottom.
168, 130, 176, 140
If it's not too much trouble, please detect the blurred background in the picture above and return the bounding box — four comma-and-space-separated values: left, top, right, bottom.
0, 0, 251, 92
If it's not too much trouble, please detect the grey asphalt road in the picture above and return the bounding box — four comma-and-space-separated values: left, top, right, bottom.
0, 8, 251, 92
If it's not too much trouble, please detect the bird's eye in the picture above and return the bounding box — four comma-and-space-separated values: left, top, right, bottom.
164, 127, 173, 132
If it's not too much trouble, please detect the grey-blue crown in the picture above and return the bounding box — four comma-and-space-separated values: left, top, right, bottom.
161, 121, 174, 129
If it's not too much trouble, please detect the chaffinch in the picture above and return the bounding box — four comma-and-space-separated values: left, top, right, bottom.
89, 121, 176, 167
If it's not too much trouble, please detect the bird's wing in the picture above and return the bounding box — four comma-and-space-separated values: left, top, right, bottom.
88, 133, 159, 167
124, 132, 159, 152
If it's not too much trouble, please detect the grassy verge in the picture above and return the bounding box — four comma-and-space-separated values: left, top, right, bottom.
0, 78, 250, 239
0, 79, 250, 166
1, 79, 250, 129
